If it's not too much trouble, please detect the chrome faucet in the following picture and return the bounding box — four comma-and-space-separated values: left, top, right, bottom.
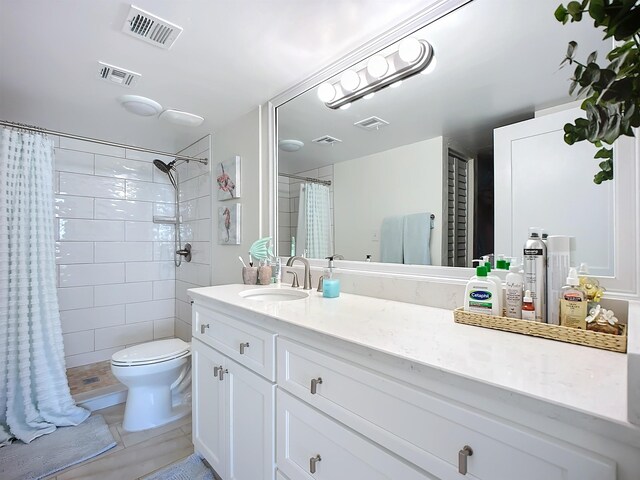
286, 256, 312, 290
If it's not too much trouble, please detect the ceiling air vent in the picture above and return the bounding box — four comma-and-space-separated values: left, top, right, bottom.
354, 116, 390, 131
97, 62, 140, 87
312, 135, 342, 146
122, 5, 183, 49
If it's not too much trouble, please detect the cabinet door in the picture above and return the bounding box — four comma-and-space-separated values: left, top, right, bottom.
227, 359, 276, 480
193, 339, 227, 478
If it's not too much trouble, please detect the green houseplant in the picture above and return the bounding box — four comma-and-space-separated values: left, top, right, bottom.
555, 0, 640, 183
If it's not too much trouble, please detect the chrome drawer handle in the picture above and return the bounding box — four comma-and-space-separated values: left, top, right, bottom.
309, 454, 321, 474
310, 377, 323, 395
239, 342, 250, 354
213, 365, 222, 377
458, 445, 473, 475
200, 323, 210, 334
218, 367, 228, 381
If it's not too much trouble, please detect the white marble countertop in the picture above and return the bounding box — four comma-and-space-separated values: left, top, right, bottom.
188, 283, 639, 441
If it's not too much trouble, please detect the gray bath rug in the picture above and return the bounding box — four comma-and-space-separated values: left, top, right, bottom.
143, 453, 215, 480
0, 414, 116, 480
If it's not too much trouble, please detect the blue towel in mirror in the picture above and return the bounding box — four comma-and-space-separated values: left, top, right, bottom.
380, 216, 404, 263
403, 213, 431, 265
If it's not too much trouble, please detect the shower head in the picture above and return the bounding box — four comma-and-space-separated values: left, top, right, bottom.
153, 159, 178, 189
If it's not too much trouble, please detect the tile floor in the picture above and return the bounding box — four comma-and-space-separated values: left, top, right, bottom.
45, 403, 194, 480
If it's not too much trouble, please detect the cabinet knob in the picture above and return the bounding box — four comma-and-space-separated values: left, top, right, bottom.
310, 377, 323, 395
458, 445, 473, 475
218, 367, 228, 381
239, 342, 250, 354
200, 323, 210, 334
309, 454, 321, 474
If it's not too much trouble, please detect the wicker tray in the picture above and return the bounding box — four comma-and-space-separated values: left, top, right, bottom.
453, 307, 627, 353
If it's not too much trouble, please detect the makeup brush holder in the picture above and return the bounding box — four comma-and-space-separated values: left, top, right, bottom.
242, 266, 258, 285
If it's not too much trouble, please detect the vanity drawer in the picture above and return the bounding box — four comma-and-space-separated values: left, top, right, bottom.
277, 389, 431, 480
193, 304, 276, 381
277, 338, 615, 480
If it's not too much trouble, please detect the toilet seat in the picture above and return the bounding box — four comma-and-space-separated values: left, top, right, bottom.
111, 338, 191, 367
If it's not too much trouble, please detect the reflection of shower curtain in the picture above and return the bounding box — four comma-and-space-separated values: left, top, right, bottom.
295, 183, 332, 259
0, 128, 89, 445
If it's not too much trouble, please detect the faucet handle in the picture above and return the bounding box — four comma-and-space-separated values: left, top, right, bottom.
287, 270, 300, 288
317, 275, 324, 292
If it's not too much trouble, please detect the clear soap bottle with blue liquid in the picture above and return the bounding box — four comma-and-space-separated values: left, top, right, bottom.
323, 256, 340, 298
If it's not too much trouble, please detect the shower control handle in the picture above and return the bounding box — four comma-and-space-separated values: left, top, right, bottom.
176, 243, 192, 262
240, 342, 250, 354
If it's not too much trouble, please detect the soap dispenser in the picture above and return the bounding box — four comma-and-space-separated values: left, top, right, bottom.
323, 256, 340, 298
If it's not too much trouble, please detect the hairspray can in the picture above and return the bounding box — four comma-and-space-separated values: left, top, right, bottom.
523, 227, 547, 322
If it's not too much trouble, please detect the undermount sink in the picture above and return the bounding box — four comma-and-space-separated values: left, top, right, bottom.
239, 288, 309, 302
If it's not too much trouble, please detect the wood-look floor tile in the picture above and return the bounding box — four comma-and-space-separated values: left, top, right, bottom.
96, 404, 125, 426
180, 422, 192, 436
116, 414, 191, 448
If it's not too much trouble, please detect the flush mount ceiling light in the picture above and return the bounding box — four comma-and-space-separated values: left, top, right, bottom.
117, 95, 162, 116
317, 37, 433, 109
278, 139, 304, 152
159, 109, 205, 127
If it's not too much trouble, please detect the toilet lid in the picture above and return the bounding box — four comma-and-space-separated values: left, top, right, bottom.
112, 338, 191, 365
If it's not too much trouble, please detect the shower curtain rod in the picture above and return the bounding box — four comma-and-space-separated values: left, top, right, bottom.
0, 120, 208, 165
279, 172, 331, 186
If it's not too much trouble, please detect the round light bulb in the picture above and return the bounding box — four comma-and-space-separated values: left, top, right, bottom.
367, 55, 388, 78
317, 82, 336, 103
340, 70, 360, 92
398, 37, 423, 63
363, 92, 375, 100
339, 103, 351, 110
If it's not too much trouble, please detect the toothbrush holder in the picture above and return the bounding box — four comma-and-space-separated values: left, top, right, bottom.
242, 266, 258, 285
257, 266, 273, 285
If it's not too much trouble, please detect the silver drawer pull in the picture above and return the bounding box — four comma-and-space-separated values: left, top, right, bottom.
213, 365, 220, 377
200, 323, 210, 334
239, 342, 250, 354
458, 445, 473, 475
309, 454, 321, 474
310, 377, 323, 395
218, 367, 228, 381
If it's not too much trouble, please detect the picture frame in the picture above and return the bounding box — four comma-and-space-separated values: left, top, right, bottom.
216, 155, 241, 200
218, 204, 241, 245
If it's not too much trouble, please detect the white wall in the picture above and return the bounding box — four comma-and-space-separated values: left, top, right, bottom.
54, 138, 177, 368
333, 137, 445, 263
211, 107, 262, 285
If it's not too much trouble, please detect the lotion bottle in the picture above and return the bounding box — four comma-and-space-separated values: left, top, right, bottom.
484, 262, 504, 316
464, 266, 500, 316
505, 264, 524, 319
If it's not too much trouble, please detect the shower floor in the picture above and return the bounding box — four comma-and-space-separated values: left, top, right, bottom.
66, 360, 126, 410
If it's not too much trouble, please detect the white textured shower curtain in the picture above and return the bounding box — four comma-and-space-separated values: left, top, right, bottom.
295, 183, 332, 259
0, 128, 88, 445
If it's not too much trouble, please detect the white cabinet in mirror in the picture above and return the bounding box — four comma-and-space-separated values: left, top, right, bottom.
269, 0, 639, 298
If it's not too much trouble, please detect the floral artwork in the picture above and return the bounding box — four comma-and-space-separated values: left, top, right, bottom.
218, 204, 241, 245
216, 155, 241, 200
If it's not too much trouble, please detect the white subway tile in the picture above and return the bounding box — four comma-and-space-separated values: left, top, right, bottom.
126, 180, 174, 203
279, 212, 291, 227
55, 242, 94, 265
94, 282, 153, 306
153, 279, 175, 300
175, 280, 198, 304
58, 219, 124, 241
153, 318, 175, 339
60, 137, 125, 157
94, 199, 152, 221
94, 322, 153, 350
54, 149, 94, 174
189, 241, 210, 265
126, 261, 175, 282
153, 242, 175, 261
176, 262, 210, 286
63, 330, 95, 356
55, 195, 94, 219
60, 305, 125, 333
179, 199, 196, 222
64, 347, 121, 368
59, 263, 125, 287
59, 172, 125, 199
174, 318, 191, 342
95, 155, 153, 181
179, 222, 194, 242
125, 150, 173, 163
126, 299, 175, 323
57, 286, 94, 310
180, 174, 210, 202
94, 241, 152, 263
154, 202, 176, 217
176, 300, 192, 325
125, 221, 174, 241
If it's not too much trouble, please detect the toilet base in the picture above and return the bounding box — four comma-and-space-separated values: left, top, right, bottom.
122, 399, 190, 432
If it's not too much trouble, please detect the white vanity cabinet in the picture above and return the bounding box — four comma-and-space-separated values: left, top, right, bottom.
192, 304, 276, 480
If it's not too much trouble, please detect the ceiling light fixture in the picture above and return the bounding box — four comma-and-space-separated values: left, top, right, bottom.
117, 95, 162, 116
159, 109, 204, 127
278, 139, 304, 152
318, 37, 433, 110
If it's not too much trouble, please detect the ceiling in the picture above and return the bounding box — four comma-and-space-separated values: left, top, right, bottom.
0, 0, 431, 152
278, 0, 610, 174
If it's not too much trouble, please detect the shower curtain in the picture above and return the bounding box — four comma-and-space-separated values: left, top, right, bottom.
295, 182, 332, 259
0, 128, 89, 445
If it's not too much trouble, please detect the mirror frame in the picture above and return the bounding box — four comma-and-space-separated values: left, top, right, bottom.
266, 0, 640, 300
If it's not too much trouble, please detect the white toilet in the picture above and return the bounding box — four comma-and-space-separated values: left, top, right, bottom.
111, 338, 192, 432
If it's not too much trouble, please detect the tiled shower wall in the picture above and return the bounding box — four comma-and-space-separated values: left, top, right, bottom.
55, 137, 177, 368
175, 135, 212, 341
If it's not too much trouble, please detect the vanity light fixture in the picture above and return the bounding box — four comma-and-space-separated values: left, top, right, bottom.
317, 37, 433, 109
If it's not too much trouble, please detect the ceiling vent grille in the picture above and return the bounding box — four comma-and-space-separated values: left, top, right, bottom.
354, 116, 390, 131
97, 62, 140, 87
312, 135, 342, 146
122, 5, 183, 49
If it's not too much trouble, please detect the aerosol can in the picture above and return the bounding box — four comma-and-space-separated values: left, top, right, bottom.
523, 227, 547, 322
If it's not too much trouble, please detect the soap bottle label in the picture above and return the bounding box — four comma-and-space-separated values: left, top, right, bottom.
560, 298, 587, 329
468, 290, 494, 314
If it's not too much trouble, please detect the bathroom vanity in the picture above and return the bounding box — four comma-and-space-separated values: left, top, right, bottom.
189, 284, 640, 480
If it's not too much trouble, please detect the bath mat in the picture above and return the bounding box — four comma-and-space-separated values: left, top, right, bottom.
0, 414, 116, 480
143, 453, 215, 480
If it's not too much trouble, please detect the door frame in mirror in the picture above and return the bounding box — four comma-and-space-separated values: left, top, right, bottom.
266, 0, 640, 299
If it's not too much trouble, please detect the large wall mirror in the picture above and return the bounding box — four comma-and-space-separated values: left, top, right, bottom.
273, 0, 638, 294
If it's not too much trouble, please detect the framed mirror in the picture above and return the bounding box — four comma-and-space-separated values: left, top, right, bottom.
271, 0, 638, 297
